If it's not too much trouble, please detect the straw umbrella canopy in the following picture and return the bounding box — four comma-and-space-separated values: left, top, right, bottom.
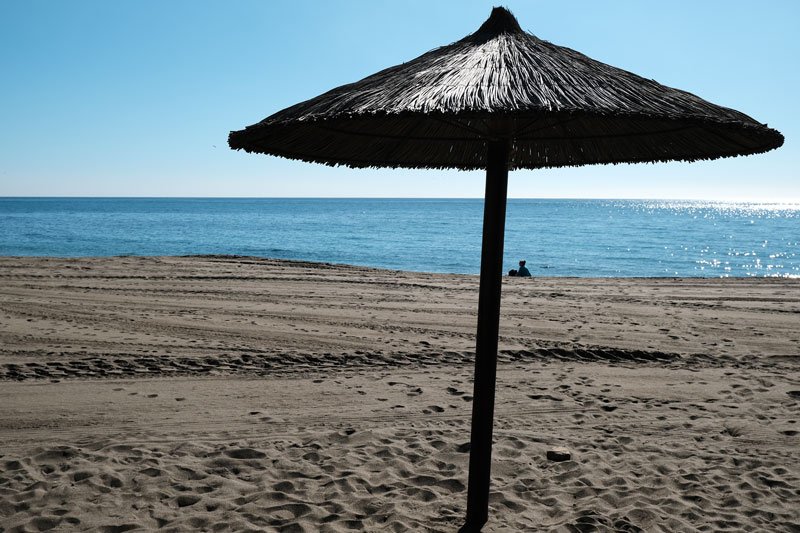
229, 7, 783, 531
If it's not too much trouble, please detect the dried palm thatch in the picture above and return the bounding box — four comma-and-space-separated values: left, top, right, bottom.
229, 7, 783, 170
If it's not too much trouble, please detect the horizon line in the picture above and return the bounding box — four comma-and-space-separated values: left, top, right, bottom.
1, 195, 799, 203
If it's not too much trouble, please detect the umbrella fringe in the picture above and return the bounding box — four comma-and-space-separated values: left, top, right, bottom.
229, 112, 781, 170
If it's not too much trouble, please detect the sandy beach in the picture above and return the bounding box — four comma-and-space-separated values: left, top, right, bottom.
1, 255, 798, 532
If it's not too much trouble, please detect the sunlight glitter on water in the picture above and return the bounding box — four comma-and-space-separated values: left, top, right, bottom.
2, 198, 799, 278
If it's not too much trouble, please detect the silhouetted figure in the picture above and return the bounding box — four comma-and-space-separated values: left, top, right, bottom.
508, 269, 518, 276
517, 260, 531, 277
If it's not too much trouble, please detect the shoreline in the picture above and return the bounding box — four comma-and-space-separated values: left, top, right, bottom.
2, 253, 800, 280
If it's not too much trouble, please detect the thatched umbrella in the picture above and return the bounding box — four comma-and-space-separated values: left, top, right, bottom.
229, 7, 782, 531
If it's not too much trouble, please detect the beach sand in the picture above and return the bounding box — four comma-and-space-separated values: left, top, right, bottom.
1, 256, 798, 531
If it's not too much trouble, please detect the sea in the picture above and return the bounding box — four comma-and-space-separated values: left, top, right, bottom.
1, 197, 798, 278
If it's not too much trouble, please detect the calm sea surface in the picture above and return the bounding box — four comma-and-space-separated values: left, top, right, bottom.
1, 198, 798, 277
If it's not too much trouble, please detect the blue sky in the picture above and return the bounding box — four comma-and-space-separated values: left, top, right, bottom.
0, 0, 797, 200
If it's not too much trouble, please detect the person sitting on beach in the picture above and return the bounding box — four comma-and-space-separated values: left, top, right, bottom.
517, 260, 531, 277
508, 269, 518, 276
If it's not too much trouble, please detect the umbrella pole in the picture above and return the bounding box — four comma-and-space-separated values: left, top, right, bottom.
463, 138, 510, 531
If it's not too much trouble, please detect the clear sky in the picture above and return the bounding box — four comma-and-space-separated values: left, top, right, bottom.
1, 0, 797, 200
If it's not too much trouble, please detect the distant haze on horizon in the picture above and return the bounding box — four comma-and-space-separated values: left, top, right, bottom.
0, 0, 797, 201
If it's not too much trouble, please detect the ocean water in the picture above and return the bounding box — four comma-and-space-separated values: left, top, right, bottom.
0, 197, 798, 278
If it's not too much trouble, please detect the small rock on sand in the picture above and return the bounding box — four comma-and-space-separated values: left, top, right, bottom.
546, 447, 571, 462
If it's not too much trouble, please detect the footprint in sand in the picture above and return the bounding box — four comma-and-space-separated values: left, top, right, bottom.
176, 494, 201, 507
28, 518, 64, 531
73, 471, 93, 482
225, 448, 266, 459
101, 474, 124, 488
527, 394, 563, 402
